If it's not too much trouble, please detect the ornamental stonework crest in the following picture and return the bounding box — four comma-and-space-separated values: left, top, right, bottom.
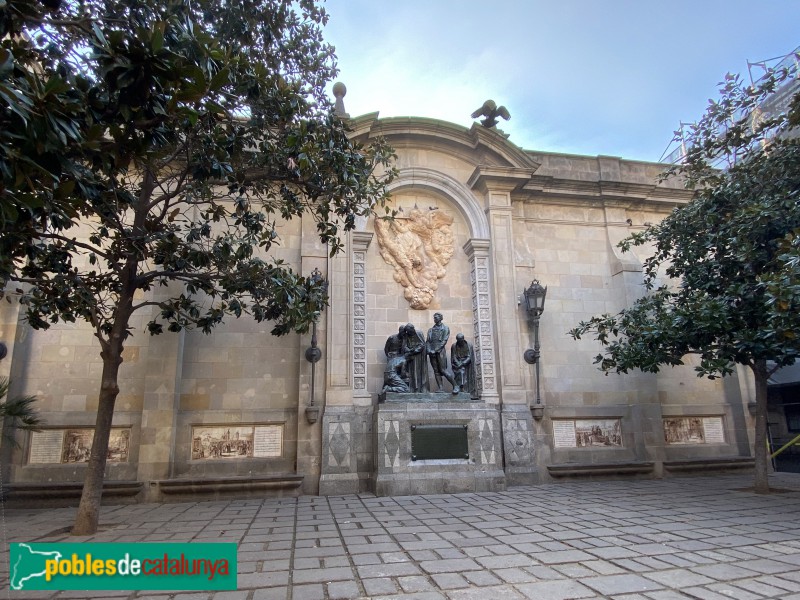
374, 207, 455, 310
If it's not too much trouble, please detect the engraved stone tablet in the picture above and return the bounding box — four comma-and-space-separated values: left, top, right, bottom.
411, 425, 468, 461
702, 417, 725, 444
254, 425, 283, 457
29, 430, 65, 464
552, 420, 577, 448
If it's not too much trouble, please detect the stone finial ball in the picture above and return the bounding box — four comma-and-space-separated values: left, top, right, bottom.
332, 82, 347, 98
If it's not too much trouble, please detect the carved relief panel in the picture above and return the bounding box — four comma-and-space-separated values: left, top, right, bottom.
374, 207, 455, 310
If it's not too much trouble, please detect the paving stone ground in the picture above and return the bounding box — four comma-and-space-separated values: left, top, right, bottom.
1, 473, 800, 600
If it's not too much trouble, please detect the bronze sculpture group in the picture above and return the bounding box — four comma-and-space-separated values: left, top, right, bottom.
382, 313, 477, 398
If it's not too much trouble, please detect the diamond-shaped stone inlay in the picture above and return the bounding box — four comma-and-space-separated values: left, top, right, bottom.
478, 418, 495, 465
328, 422, 351, 468
384, 420, 400, 468
506, 419, 532, 466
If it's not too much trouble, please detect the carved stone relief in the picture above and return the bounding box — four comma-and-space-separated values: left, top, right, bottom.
351, 234, 371, 394
374, 207, 455, 309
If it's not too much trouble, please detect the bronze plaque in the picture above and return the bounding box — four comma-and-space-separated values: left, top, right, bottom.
411, 425, 468, 461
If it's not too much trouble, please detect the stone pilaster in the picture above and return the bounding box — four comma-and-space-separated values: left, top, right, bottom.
136, 288, 184, 498
296, 215, 329, 494
319, 231, 373, 495
351, 232, 372, 399
468, 170, 531, 407
326, 236, 351, 400
0, 296, 22, 481
0, 295, 21, 382
468, 168, 540, 483
463, 239, 498, 403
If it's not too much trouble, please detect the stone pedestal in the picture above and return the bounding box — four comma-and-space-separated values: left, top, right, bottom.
379, 391, 473, 403
374, 400, 506, 496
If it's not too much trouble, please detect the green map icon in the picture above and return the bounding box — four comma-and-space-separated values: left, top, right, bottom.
10, 543, 63, 590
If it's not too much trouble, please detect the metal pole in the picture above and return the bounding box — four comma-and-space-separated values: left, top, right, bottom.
533, 315, 542, 405
309, 321, 317, 407
770, 431, 800, 460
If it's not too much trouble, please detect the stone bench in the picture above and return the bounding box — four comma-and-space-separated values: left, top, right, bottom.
547, 462, 655, 477
662, 457, 754, 473
157, 474, 304, 496
2, 480, 143, 506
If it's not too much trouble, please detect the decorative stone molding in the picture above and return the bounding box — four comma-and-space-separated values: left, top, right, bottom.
352, 232, 372, 395
464, 239, 497, 400
385, 168, 491, 239
477, 417, 497, 465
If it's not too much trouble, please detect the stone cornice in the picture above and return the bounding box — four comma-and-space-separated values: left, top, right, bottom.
467, 166, 536, 194
347, 114, 695, 208
349, 115, 541, 171
521, 175, 695, 207
463, 238, 491, 257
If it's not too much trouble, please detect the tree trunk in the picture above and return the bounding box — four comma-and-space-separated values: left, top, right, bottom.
751, 359, 770, 494
71, 349, 122, 535
72, 172, 149, 535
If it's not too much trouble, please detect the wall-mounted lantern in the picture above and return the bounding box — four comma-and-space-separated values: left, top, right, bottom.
523, 279, 547, 420
304, 268, 326, 424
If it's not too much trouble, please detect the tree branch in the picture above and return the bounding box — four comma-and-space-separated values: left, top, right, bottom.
34, 233, 112, 261
131, 300, 164, 311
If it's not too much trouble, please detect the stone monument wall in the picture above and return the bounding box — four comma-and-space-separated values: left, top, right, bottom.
0, 116, 757, 502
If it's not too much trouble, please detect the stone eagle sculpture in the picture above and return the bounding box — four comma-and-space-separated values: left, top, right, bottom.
471, 99, 510, 128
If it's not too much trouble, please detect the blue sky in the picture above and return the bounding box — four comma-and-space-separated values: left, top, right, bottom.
322, 0, 799, 162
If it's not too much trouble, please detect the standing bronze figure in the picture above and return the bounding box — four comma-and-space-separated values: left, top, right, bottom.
426, 313, 457, 393
402, 323, 428, 393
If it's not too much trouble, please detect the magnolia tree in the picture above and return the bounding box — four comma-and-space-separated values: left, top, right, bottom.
0, 0, 395, 533
571, 55, 800, 493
